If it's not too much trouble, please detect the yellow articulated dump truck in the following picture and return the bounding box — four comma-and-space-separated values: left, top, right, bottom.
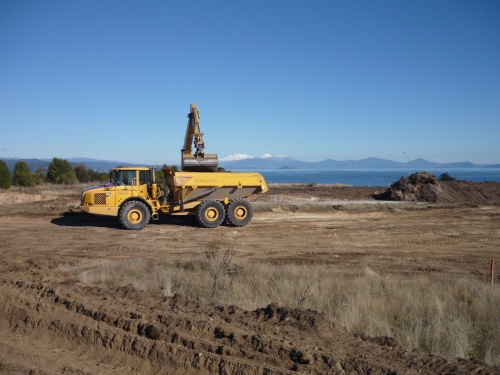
80, 167, 268, 229
80, 104, 268, 229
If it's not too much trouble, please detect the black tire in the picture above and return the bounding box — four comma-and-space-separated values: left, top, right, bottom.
195, 200, 225, 228
119, 201, 150, 230
225, 198, 253, 227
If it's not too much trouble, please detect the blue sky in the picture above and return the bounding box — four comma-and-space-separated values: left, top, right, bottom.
1, 1, 499, 165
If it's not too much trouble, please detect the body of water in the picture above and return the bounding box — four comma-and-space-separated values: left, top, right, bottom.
233, 169, 500, 187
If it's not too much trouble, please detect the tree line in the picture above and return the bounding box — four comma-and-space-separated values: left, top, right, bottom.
0, 158, 180, 189
0, 158, 109, 189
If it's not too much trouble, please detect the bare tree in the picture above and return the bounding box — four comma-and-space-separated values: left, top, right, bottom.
201, 245, 235, 295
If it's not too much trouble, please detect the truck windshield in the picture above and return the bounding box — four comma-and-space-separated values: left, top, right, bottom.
112, 170, 137, 186
111, 170, 122, 185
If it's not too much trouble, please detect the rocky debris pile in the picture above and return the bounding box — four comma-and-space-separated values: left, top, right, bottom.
378, 172, 500, 204
384, 172, 446, 202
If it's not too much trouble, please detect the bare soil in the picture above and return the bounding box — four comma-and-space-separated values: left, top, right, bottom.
1, 178, 500, 374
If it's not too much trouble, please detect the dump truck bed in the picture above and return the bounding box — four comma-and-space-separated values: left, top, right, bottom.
162, 169, 268, 214
165, 169, 267, 189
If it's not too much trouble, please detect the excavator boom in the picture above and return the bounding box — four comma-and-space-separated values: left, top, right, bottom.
181, 104, 218, 172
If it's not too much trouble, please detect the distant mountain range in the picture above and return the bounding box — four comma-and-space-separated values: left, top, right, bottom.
219, 156, 500, 170
1, 156, 499, 172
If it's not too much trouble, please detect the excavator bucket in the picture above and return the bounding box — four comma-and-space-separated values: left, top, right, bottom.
181, 153, 219, 172
181, 104, 219, 172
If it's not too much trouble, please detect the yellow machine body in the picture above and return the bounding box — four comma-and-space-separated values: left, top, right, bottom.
80, 167, 161, 217
162, 169, 268, 214
80, 167, 268, 229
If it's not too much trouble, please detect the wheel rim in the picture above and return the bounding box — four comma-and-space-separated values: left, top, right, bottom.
234, 205, 248, 220
205, 207, 219, 221
128, 209, 142, 224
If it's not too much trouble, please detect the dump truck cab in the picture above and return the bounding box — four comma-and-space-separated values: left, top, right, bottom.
80, 167, 161, 229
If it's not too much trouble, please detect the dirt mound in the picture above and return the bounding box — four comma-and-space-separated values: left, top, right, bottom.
379, 172, 500, 204
381, 172, 444, 202
0, 258, 497, 374
440, 179, 500, 205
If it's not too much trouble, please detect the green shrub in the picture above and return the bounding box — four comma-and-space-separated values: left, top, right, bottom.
47, 158, 77, 184
155, 164, 179, 184
32, 167, 47, 185
89, 169, 109, 183
75, 164, 108, 183
0, 160, 12, 189
439, 172, 456, 182
74, 163, 89, 183
12, 161, 34, 187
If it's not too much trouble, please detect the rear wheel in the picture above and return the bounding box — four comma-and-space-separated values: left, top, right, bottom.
196, 200, 225, 228
225, 199, 253, 227
119, 201, 150, 230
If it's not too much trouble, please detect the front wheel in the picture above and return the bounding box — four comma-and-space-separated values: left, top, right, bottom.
195, 200, 225, 228
119, 201, 150, 230
225, 199, 253, 227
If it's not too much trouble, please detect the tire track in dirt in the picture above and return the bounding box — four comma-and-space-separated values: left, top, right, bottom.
393, 236, 500, 245
0, 274, 291, 374
0, 259, 497, 374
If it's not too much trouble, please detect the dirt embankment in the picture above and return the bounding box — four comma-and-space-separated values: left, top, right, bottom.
1, 258, 496, 375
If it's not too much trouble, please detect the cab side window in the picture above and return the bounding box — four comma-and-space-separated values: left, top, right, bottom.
139, 170, 149, 185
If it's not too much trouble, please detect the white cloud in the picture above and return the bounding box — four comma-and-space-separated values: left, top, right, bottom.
219, 153, 255, 162
261, 153, 287, 159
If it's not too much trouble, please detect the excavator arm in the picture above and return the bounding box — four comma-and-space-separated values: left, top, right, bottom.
183, 104, 203, 157
181, 104, 218, 172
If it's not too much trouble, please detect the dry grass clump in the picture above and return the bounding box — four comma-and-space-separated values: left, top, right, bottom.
78, 258, 172, 296
71, 252, 500, 366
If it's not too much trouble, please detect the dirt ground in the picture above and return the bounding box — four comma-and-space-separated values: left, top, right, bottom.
1, 180, 499, 374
